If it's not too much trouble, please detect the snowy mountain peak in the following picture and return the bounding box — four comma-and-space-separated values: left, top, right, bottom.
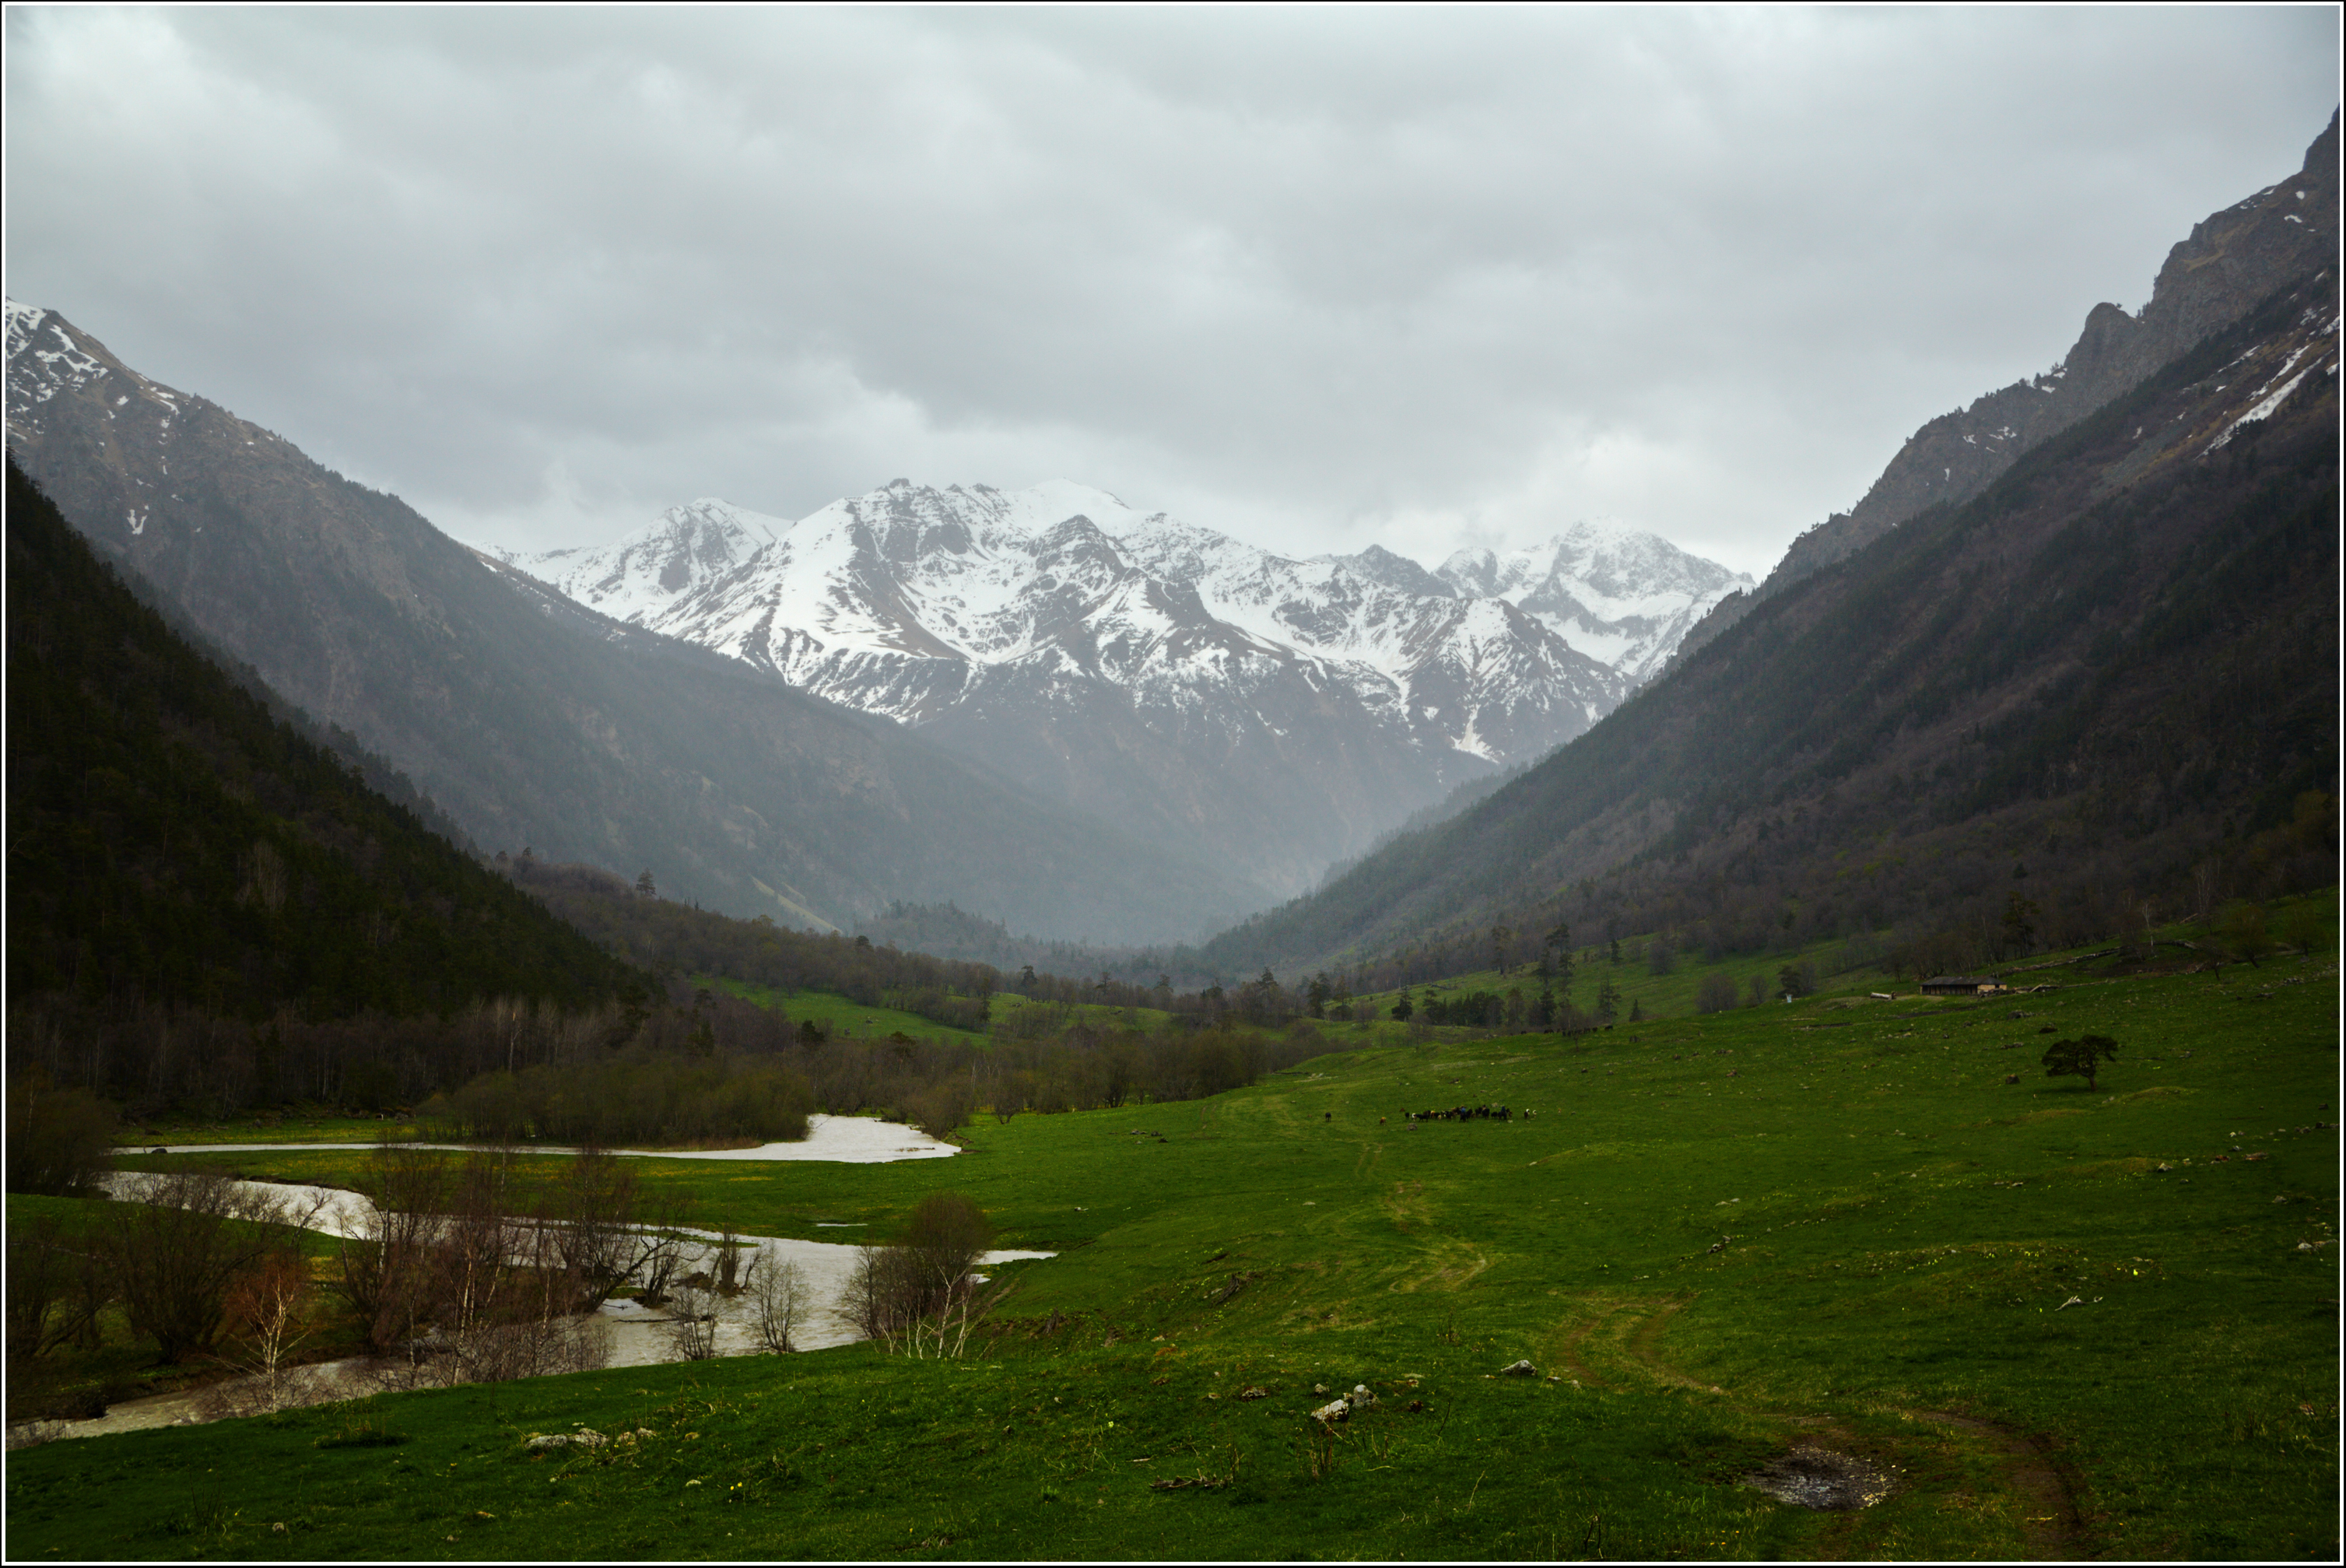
513, 479, 1745, 892
1325, 543, 1458, 601
7, 300, 117, 433
530, 496, 784, 621
1437, 519, 1752, 682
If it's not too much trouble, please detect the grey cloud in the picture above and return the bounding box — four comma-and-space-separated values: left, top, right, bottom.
5, 7, 2335, 573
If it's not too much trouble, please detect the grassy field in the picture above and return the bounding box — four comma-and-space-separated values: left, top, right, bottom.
112, 1116, 430, 1147
700, 977, 993, 1045
1344, 889, 2337, 1027
12, 930, 2337, 1559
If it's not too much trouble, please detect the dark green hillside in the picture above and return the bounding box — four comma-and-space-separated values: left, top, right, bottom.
1208, 272, 2339, 981
5, 457, 647, 1026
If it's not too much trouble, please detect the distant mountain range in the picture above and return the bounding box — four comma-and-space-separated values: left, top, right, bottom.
506, 482, 1747, 895
3, 303, 1271, 943
13, 111, 2327, 970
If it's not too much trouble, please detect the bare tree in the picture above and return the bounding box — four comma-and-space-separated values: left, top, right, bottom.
715, 1225, 745, 1294
437, 1146, 598, 1387
324, 1143, 614, 1390
837, 1245, 917, 1351
486, 1198, 613, 1383
550, 1147, 637, 1311
106, 1173, 324, 1365
747, 1250, 808, 1354
668, 1279, 719, 1361
901, 1192, 991, 1288
333, 1145, 450, 1355
5, 1075, 116, 1197
220, 1249, 314, 1411
440, 1150, 517, 1339
838, 1193, 1004, 1358
5, 1212, 110, 1362
626, 1201, 690, 1307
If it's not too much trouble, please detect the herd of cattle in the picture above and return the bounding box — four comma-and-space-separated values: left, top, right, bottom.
1404, 1104, 1517, 1122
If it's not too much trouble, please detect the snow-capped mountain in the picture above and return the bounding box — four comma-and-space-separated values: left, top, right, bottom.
513, 480, 1742, 895
1437, 521, 1753, 684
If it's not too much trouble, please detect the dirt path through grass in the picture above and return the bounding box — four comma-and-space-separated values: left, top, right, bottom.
1908, 1408, 2086, 1559
1604, 1293, 2091, 1556
1626, 1296, 1721, 1392
1549, 1303, 1619, 1387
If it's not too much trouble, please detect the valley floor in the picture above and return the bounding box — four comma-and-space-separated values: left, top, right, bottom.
8, 947, 2338, 1560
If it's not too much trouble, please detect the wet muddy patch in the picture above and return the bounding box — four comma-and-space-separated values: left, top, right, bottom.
1742, 1445, 1898, 1510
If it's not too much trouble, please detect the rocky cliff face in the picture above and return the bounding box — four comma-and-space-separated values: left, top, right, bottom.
1674, 110, 2340, 665
512, 482, 1746, 895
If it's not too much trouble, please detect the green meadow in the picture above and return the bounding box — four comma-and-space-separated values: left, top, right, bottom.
114, 1117, 430, 1147
12, 940, 2338, 1559
700, 978, 992, 1045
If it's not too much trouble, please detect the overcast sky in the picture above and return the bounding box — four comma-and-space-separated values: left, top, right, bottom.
5, 7, 2337, 576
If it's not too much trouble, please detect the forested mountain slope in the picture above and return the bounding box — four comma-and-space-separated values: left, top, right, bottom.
4, 307, 1267, 942
4, 457, 647, 1024
1203, 268, 2340, 980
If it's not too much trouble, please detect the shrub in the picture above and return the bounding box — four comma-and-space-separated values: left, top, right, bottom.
106, 1173, 322, 1364
1696, 973, 1739, 1014
5, 1075, 115, 1196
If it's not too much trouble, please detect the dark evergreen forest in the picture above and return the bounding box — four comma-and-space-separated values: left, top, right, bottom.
6, 458, 650, 1066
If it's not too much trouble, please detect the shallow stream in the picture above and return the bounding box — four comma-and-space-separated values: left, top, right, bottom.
15, 1120, 1047, 1447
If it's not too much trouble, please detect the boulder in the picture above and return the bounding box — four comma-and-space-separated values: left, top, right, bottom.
524, 1428, 608, 1452
1499, 1359, 1538, 1377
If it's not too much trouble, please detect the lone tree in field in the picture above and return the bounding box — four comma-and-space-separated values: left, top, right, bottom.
840, 1191, 998, 1354
903, 1191, 993, 1286
2042, 1034, 2119, 1091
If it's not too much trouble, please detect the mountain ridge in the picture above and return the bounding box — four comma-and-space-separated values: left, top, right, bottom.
1194, 246, 2338, 981
509, 479, 1748, 893
4, 303, 1271, 943
1671, 109, 2341, 669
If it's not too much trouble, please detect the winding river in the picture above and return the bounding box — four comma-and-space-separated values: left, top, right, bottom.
12, 1117, 1047, 1448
